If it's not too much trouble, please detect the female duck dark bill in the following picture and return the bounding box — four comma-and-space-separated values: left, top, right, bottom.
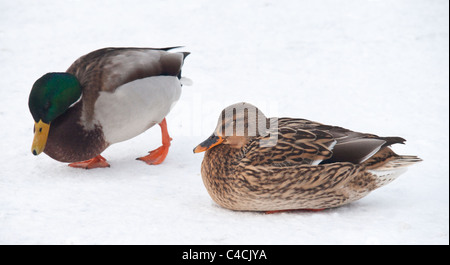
29, 47, 189, 169
193, 102, 421, 212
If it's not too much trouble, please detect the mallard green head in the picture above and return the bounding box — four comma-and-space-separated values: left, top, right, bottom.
29, 73, 82, 156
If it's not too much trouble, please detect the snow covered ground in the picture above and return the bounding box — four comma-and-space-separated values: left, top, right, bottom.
0, 0, 448, 244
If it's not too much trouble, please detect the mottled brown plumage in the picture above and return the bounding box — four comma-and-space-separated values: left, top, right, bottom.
194, 102, 421, 212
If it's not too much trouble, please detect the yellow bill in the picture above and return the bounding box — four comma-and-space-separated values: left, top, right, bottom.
32, 120, 50, 156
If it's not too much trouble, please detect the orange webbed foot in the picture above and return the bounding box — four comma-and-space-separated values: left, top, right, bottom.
137, 118, 172, 165
68, 155, 110, 169
137, 142, 171, 165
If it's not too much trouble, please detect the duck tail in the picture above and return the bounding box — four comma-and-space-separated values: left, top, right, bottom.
378, 155, 422, 169
368, 155, 422, 188
180, 77, 193, 86
164, 47, 191, 85
158, 46, 184, 51
179, 53, 192, 85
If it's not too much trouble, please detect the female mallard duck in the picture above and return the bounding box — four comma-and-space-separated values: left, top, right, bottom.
193, 102, 421, 212
29, 47, 189, 169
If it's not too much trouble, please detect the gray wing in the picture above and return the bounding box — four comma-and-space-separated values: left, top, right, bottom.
298, 120, 406, 164
66, 47, 188, 124
67, 47, 188, 93
244, 118, 405, 167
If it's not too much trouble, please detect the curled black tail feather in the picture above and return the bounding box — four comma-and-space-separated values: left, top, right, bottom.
381, 136, 406, 148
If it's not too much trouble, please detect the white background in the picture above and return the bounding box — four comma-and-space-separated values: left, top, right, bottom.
0, 0, 448, 244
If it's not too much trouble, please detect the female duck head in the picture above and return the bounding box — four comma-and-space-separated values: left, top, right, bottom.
193, 102, 270, 153
29, 73, 82, 155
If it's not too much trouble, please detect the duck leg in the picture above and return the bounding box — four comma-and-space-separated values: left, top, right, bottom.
137, 118, 172, 165
68, 155, 110, 169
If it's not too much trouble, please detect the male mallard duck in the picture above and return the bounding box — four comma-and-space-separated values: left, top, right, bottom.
29, 47, 189, 169
193, 102, 421, 212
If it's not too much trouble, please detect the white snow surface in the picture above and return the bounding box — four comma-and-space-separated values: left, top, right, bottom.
0, 0, 448, 245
